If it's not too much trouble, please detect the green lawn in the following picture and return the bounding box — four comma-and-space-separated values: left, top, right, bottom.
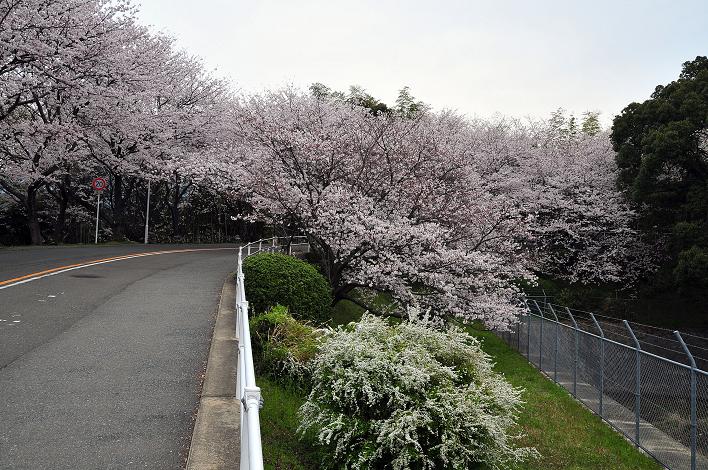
257, 375, 319, 470
257, 313, 660, 470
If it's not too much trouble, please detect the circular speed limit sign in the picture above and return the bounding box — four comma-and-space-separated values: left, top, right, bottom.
91, 177, 107, 191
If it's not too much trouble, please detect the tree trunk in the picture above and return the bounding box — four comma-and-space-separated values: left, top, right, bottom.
111, 174, 127, 241
49, 177, 71, 244
53, 193, 68, 244
170, 173, 183, 238
26, 185, 43, 245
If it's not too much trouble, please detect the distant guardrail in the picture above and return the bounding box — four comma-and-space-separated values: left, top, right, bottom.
235, 236, 309, 469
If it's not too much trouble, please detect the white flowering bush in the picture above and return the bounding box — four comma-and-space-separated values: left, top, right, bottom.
298, 314, 536, 469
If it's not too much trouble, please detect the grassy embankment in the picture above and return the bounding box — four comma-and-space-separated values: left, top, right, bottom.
257, 299, 660, 470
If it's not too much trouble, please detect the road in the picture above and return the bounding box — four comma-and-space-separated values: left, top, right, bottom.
0, 244, 238, 469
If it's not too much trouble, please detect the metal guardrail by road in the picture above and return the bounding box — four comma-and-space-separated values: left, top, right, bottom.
235, 236, 309, 469
496, 299, 708, 470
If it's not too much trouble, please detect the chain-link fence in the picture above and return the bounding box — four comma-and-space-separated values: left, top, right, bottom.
496, 299, 708, 470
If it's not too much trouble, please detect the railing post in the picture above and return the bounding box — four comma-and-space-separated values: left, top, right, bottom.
590, 313, 605, 417
244, 386, 264, 469
258, 240, 262, 252
548, 304, 559, 383
675, 331, 697, 470
272, 237, 276, 247
247, 244, 251, 256
566, 307, 578, 397
624, 320, 641, 446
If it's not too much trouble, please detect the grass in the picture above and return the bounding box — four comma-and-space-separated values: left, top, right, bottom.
330, 289, 393, 326
330, 298, 363, 326
469, 325, 660, 470
258, 300, 661, 469
257, 375, 319, 470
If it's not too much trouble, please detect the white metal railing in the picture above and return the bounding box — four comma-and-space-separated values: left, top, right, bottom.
235, 236, 310, 469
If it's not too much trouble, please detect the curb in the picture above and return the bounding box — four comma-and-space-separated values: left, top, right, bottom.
186, 275, 240, 469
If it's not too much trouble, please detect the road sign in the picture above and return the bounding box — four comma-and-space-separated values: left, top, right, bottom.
91, 177, 107, 191
90, 177, 106, 243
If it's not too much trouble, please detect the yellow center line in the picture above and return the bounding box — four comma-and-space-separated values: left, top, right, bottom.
0, 248, 236, 289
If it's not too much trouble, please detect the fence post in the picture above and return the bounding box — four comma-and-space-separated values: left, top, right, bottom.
566, 307, 578, 397
272, 237, 276, 247
624, 320, 641, 446
259, 240, 262, 252
590, 313, 605, 417
517, 309, 521, 351
675, 331, 697, 470
525, 301, 533, 359
247, 244, 251, 256
535, 300, 544, 368
542, 288, 548, 308
548, 304, 559, 383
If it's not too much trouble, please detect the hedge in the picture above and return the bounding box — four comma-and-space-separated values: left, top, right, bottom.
243, 252, 333, 324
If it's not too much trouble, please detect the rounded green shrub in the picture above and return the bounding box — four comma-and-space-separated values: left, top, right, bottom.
243, 252, 333, 323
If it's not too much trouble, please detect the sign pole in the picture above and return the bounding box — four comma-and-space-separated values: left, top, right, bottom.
94, 192, 100, 244
90, 177, 107, 245
144, 182, 151, 244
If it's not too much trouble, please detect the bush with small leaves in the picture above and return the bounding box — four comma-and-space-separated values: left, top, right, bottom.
298, 314, 536, 470
250, 305, 326, 386
243, 252, 333, 323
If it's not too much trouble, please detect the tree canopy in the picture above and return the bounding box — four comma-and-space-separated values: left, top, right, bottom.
611, 56, 708, 293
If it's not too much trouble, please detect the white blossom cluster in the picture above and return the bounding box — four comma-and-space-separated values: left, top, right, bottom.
298, 314, 537, 469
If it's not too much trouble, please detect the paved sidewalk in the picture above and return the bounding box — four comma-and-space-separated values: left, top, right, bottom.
187, 275, 241, 469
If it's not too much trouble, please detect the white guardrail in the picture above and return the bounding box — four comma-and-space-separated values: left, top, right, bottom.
235, 236, 309, 469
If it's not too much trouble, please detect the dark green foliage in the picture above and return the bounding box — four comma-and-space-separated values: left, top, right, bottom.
674, 246, 708, 291
0, 198, 31, 245
581, 111, 602, 135
243, 252, 333, 323
394, 86, 428, 117
309, 82, 430, 118
611, 56, 708, 296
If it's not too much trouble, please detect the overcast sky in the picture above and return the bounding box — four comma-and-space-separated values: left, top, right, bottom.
136, 0, 707, 126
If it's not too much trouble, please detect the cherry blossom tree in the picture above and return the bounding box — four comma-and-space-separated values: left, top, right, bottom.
0, 0, 137, 123
226, 90, 533, 328
217, 92, 652, 326
0, 0, 145, 243
467, 114, 655, 287
0, 0, 232, 243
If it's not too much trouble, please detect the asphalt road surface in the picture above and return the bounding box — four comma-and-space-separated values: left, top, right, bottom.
0, 244, 238, 469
